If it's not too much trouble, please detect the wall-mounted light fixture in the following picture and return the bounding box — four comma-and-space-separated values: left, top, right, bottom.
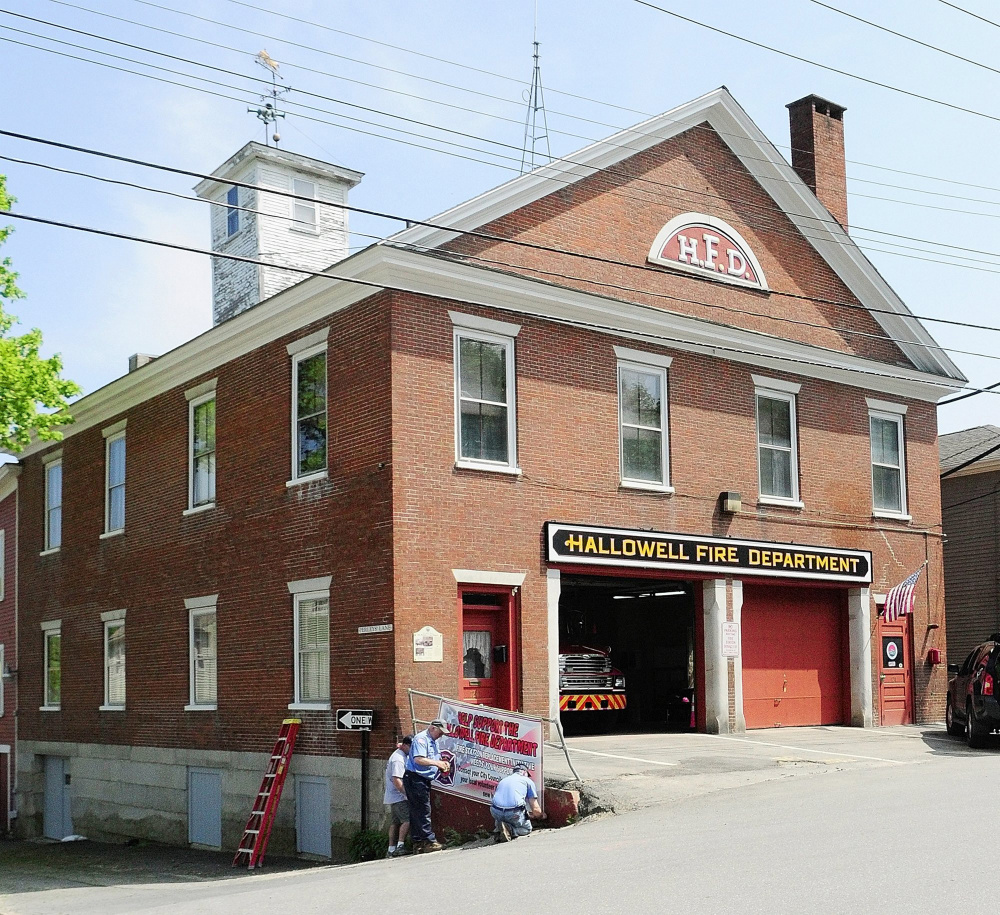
720, 491, 742, 514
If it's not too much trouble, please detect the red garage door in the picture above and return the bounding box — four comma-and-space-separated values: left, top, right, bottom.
742, 585, 847, 729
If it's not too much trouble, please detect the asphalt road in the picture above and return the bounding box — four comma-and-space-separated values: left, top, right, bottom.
2, 726, 993, 915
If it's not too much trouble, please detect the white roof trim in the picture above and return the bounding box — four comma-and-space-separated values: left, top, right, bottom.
0, 465, 20, 502
388, 86, 963, 384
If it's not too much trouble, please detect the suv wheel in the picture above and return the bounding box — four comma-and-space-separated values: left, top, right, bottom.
946, 696, 963, 737
967, 701, 987, 749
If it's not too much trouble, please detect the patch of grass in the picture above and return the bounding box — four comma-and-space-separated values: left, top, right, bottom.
347, 829, 389, 863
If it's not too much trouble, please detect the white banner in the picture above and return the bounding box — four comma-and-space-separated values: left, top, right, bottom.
432, 699, 543, 806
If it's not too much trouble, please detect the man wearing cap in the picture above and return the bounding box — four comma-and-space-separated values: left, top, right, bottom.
403, 718, 451, 853
384, 735, 412, 858
490, 763, 545, 842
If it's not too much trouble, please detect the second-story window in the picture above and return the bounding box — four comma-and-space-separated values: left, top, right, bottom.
617, 352, 670, 489
754, 377, 801, 504
455, 330, 517, 470
292, 346, 328, 481
44, 457, 62, 552
190, 395, 216, 508
292, 178, 318, 231
104, 430, 126, 534
870, 409, 907, 516
226, 186, 239, 237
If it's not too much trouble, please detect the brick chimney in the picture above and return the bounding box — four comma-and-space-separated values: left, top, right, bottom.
786, 95, 848, 230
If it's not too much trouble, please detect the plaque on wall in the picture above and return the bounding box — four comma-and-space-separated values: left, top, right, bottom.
413, 626, 443, 662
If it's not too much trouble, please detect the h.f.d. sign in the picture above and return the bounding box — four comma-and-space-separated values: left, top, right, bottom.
647, 212, 768, 290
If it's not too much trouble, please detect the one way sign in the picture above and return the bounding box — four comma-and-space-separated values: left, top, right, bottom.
337, 709, 374, 731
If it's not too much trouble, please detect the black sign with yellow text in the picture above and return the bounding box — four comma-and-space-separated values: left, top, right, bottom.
546, 522, 871, 583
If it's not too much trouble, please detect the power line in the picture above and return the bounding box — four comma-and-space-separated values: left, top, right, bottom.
11, 21, 1000, 284
1, 207, 978, 396
806, 0, 1000, 78
44, 0, 1000, 204
936, 0, 1000, 31
4, 126, 1000, 349
631, 0, 1000, 126
940, 380, 1000, 406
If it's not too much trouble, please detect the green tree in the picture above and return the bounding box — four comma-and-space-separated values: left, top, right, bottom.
0, 174, 80, 452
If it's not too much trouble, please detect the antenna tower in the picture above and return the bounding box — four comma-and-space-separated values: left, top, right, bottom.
249, 50, 291, 146
520, 5, 552, 174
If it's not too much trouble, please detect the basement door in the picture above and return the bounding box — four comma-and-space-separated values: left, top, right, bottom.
742, 585, 847, 728
43, 756, 73, 840
188, 767, 222, 848
878, 613, 914, 725
296, 776, 331, 858
0, 747, 8, 834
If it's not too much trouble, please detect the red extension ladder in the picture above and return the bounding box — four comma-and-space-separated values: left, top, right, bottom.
232, 718, 301, 870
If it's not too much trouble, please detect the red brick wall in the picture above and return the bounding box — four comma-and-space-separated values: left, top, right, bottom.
16, 292, 399, 759
0, 489, 15, 754
388, 290, 946, 725
443, 124, 901, 365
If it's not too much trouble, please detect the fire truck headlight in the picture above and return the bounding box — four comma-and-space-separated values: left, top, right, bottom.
614, 676, 625, 689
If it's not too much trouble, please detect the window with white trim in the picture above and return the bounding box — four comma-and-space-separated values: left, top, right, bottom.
292, 178, 318, 231
105, 431, 126, 534
454, 329, 517, 469
42, 623, 61, 709
189, 604, 217, 708
618, 360, 669, 487
226, 186, 239, 237
0, 528, 5, 602
44, 458, 62, 551
870, 411, 906, 515
292, 346, 328, 481
0, 644, 5, 716
189, 394, 217, 508
103, 611, 126, 709
756, 388, 799, 502
294, 591, 330, 706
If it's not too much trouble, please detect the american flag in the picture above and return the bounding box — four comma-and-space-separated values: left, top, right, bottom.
883, 567, 923, 623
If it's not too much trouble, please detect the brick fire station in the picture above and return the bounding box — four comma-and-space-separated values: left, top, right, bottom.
3, 87, 963, 853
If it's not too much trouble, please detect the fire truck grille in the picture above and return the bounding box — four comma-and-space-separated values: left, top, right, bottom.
561, 655, 611, 673
562, 676, 614, 690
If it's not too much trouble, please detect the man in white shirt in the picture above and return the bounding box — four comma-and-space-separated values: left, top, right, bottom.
384, 735, 412, 857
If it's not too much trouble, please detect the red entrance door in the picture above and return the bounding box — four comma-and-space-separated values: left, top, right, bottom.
460, 590, 518, 709
878, 614, 913, 725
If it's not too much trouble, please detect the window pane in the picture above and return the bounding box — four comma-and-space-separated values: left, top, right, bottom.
760, 447, 793, 499
297, 415, 328, 475
758, 397, 791, 448
106, 623, 126, 706
298, 598, 329, 702
109, 485, 125, 531
460, 401, 508, 463
621, 369, 661, 429
194, 400, 215, 454
46, 633, 61, 705
873, 465, 902, 512
48, 506, 62, 550
108, 437, 126, 488
46, 463, 62, 510
227, 187, 239, 236
193, 612, 217, 705
622, 426, 663, 483
872, 417, 899, 466
460, 339, 506, 404
463, 630, 492, 678
194, 453, 216, 505
293, 179, 317, 228
297, 353, 327, 416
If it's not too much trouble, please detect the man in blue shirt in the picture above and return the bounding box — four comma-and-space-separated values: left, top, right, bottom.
491, 763, 545, 841
403, 718, 451, 853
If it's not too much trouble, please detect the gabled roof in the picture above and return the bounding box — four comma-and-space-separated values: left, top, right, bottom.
388, 86, 965, 383
940, 425, 1000, 476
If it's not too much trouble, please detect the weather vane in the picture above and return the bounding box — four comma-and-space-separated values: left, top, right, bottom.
249, 50, 290, 146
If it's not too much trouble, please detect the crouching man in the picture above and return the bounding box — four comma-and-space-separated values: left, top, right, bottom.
490, 763, 546, 842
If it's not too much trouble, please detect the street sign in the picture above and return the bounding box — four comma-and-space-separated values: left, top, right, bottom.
337, 709, 374, 731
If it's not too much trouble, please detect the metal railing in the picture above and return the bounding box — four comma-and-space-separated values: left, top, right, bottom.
406, 688, 580, 781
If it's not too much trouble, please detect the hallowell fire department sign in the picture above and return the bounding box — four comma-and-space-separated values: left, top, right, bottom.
647, 212, 768, 290
546, 522, 871, 584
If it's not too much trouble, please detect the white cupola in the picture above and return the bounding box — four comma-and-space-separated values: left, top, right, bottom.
195, 142, 363, 325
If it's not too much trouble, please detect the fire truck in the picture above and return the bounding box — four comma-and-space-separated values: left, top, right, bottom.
558, 644, 627, 716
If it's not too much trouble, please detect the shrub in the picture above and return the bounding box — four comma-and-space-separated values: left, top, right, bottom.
348, 828, 389, 862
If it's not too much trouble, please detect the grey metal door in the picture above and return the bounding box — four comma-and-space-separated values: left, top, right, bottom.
295, 776, 331, 857
43, 756, 72, 839
188, 768, 222, 848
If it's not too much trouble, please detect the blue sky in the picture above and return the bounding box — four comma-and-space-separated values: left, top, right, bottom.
3, 0, 1000, 435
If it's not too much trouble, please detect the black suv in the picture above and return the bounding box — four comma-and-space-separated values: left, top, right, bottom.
947, 636, 1000, 748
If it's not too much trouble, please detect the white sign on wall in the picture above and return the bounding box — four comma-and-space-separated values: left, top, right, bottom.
413, 626, 443, 662
722, 621, 740, 658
